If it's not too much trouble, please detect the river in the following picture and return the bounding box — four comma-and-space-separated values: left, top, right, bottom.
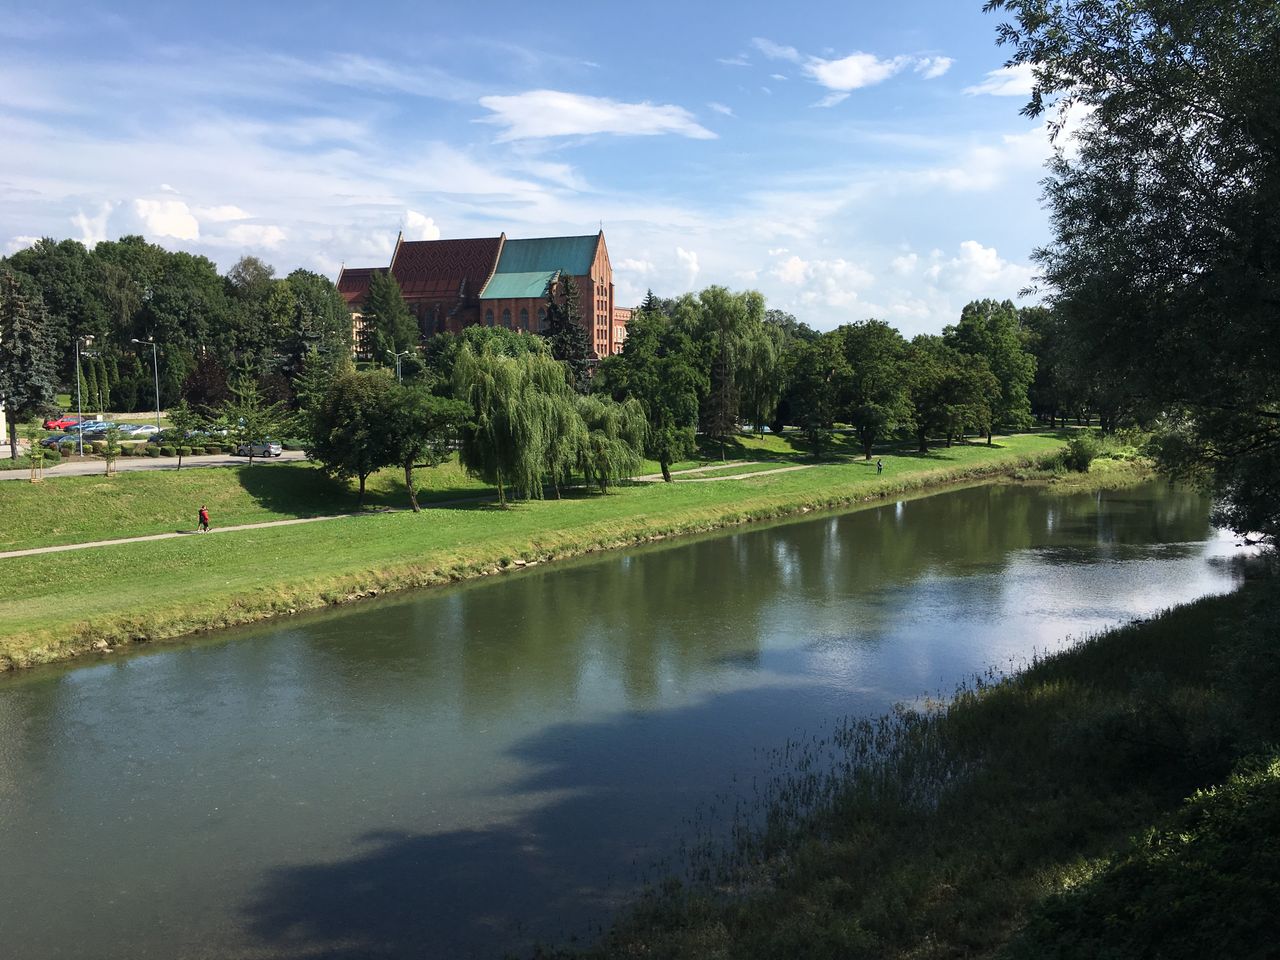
0, 481, 1254, 958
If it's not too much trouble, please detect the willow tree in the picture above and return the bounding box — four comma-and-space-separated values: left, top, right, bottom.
452, 343, 550, 505
574, 394, 646, 493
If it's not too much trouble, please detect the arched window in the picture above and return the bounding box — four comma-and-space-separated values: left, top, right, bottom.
502, 308, 512, 328
537, 308, 547, 330
484, 309, 494, 326
519, 307, 529, 330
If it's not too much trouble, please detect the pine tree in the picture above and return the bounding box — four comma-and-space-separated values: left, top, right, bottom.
542, 273, 593, 392
0, 271, 58, 458
364, 270, 418, 356
85, 358, 100, 415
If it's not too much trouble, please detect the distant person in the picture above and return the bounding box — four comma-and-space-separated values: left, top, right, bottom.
198, 505, 210, 533
876, 458, 883, 475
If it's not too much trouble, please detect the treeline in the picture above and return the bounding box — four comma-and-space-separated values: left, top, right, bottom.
0, 236, 350, 417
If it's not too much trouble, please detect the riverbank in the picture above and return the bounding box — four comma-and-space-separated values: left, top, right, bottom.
562, 570, 1278, 960
0, 433, 1084, 671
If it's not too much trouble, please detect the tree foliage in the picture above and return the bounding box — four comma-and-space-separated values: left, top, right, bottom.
0, 271, 57, 458
542, 273, 593, 392
985, 0, 1280, 538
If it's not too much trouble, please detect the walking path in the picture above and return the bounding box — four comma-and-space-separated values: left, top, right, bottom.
633, 461, 815, 482
0, 449, 308, 480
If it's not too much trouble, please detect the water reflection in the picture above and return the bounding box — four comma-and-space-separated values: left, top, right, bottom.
0, 482, 1253, 959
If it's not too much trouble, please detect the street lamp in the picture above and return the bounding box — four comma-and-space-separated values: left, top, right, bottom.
388, 349, 411, 383
74, 335, 93, 455
131, 338, 161, 430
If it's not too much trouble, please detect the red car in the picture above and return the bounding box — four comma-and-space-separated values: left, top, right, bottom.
43, 415, 82, 430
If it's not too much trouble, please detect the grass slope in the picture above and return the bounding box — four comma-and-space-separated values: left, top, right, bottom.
0, 433, 1066, 669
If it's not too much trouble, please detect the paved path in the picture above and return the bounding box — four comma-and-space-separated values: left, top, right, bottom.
634, 461, 815, 482
0, 449, 308, 480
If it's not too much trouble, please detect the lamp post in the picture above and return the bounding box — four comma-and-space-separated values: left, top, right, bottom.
388, 349, 410, 383
131, 338, 161, 430
75, 335, 93, 455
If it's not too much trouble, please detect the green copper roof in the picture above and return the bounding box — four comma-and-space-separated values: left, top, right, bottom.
478, 270, 556, 300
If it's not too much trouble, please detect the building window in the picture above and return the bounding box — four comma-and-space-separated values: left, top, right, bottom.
502, 308, 511, 328
520, 307, 529, 330
485, 309, 494, 326
537, 308, 547, 331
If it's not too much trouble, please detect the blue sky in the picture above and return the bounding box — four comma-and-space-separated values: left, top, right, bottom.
0, 0, 1061, 335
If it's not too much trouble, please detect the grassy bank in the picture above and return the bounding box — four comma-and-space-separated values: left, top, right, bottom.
559, 573, 1278, 960
0, 432, 1067, 669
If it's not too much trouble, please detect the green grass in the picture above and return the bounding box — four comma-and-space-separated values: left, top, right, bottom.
0, 433, 1069, 669
554, 578, 1280, 960
672, 461, 804, 479
0, 458, 492, 551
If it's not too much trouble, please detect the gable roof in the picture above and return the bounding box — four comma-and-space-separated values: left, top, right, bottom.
391, 236, 504, 301
335, 266, 385, 308
479, 234, 600, 301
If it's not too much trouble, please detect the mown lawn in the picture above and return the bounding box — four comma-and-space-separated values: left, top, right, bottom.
0, 433, 1067, 668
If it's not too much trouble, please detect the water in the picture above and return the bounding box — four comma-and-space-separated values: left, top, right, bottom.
0, 482, 1255, 959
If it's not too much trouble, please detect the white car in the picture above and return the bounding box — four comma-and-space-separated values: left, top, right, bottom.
235, 441, 283, 458
131, 424, 160, 436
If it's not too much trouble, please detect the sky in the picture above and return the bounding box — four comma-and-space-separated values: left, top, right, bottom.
0, 0, 1061, 336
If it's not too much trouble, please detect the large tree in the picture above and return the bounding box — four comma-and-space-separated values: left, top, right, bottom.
839, 319, 912, 459
542, 273, 593, 392
595, 309, 705, 482
0, 271, 58, 458
944, 299, 1036, 442
785, 332, 848, 458
984, 0, 1280, 538
386, 385, 470, 512
364, 269, 418, 359
308, 369, 396, 504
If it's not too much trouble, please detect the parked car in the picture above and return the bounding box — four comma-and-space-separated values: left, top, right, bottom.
43, 415, 81, 430
235, 441, 282, 458
39, 433, 71, 448
131, 424, 160, 436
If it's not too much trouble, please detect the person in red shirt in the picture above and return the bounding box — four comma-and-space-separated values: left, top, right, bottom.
198, 505, 210, 533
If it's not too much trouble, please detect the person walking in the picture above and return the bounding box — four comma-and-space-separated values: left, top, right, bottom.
876, 458, 883, 475
198, 505, 210, 533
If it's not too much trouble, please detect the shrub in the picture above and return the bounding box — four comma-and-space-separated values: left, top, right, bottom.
205, 445, 221, 455
178, 445, 193, 457
59, 442, 75, 457
281, 439, 307, 451
1064, 432, 1100, 472
146, 446, 160, 458
159, 445, 176, 457
90, 440, 107, 454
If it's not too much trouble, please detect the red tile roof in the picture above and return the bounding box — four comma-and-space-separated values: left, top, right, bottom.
336, 266, 385, 307
391, 236, 503, 302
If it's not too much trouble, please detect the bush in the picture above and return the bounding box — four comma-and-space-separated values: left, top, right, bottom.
1064, 432, 1100, 472
178, 446, 193, 457
58, 442, 75, 457
205, 445, 221, 455
281, 438, 307, 451
159, 445, 176, 457
146, 446, 161, 458
90, 440, 107, 455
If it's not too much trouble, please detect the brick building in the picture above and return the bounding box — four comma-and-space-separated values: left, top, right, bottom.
337, 230, 627, 359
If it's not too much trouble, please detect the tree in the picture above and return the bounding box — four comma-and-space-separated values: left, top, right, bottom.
308, 370, 396, 505
692, 287, 764, 456
738, 322, 785, 437
166, 400, 204, 471
785, 333, 847, 457
102, 424, 123, 477
386, 386, 470, 511
944, 299, 1035, 442
364, 269, 418, 358
984, 0, 1280, 538
838, 319, 912, 459
223, 376, 294, 468
907, 336, 998, 452
574, 394, 647, 492
542, 273, 593, 392
595, 310, 705, 482
0, 271, 57, 459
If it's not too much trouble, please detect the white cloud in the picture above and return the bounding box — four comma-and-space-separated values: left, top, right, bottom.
770, 252, 874, 308
770, 73, 788, 81
71, 202, 115, 246
708, 101, 735, 117
929, 240, 1034, 295
806, 52, 910, 92
6, 235, 40, 253
404, 210, 441, 241
814, 92, 851, 109
752, 38, 802, 63
675, 246, 700, 285
195, 204, 252, 222
915, 56, 953, 80
133, 198, 200, 240
773, 255, 809, 285
618, 257, 655, 275
221, 223, 286, 248
477, 90, 716, 141
717, 54, 750, 67
891, 252, 918, 275
964, 63, 1035, 97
